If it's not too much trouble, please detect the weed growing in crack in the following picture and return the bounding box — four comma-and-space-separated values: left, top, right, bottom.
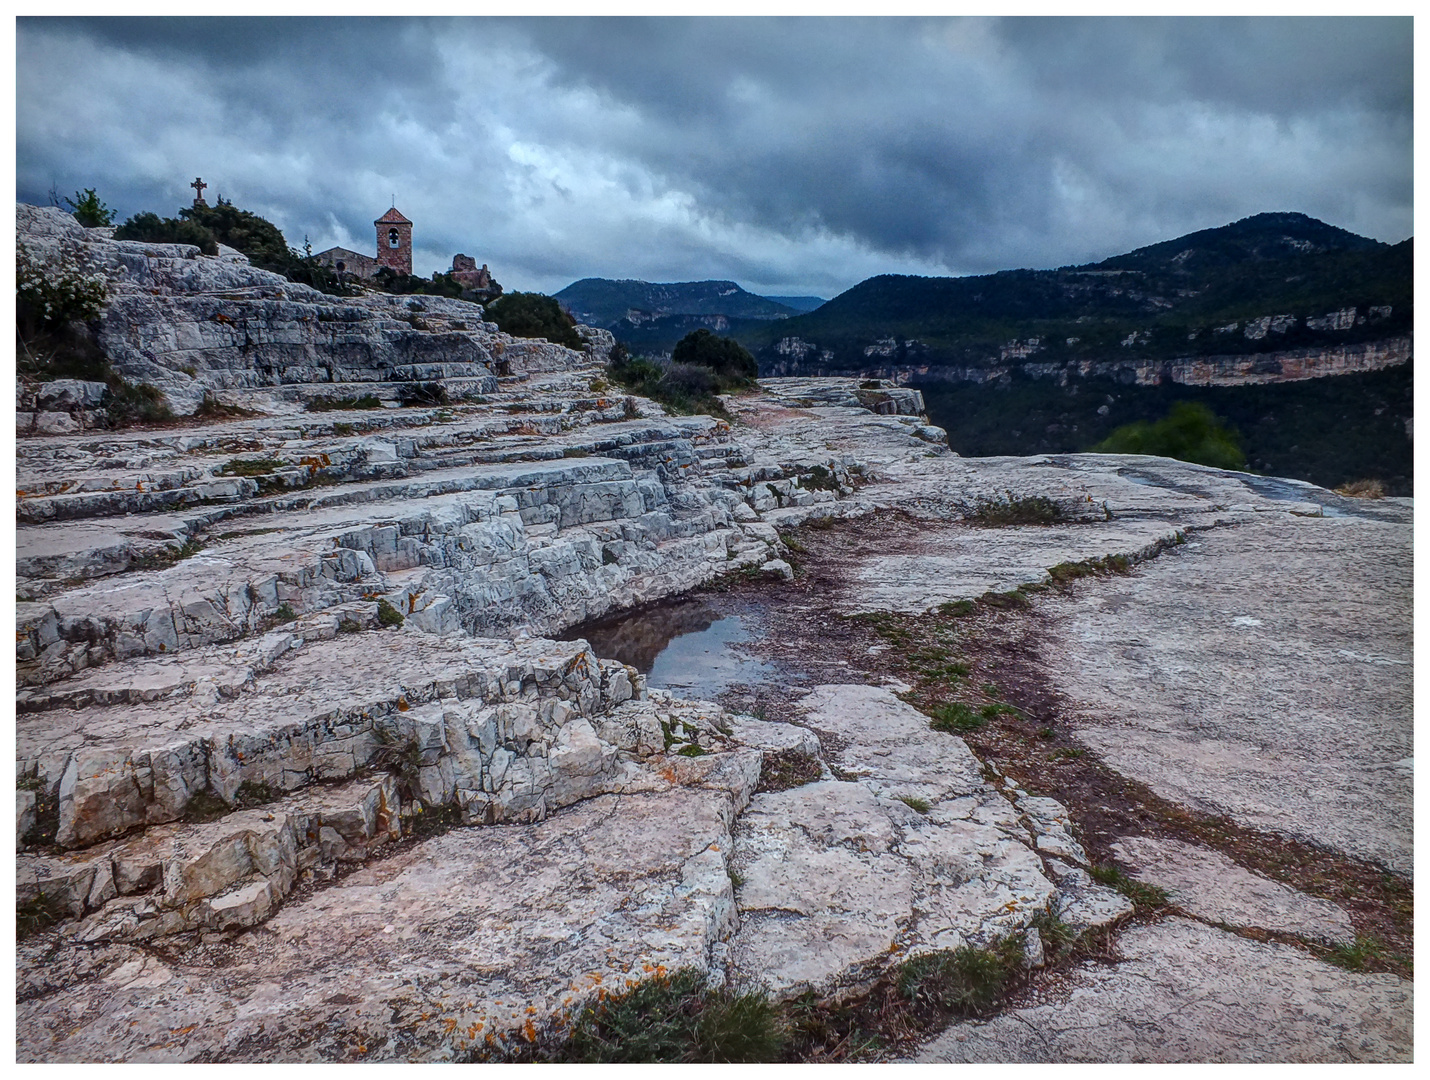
17, 890, 67, 940
929, 702, 984, 734
546, 968, 785, 1063
1090, 863, 1170, 912
756, 749, 823, 792
897, 795, 931, 813
129, 539, 205, 572
966, 492, 1066, 527
182, 790, 232, 824
895, 937, 1026, 1016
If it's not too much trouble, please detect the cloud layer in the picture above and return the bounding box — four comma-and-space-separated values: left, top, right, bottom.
16, 16, 1412, 297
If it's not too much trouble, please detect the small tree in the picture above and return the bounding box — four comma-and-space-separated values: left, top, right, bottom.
1093, 401, 1247, 471
484, 292, 584, 349
64, 188, 115, 227
670, 328, 758, 386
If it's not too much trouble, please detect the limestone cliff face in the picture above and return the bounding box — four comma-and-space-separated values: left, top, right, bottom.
763, 336, 1411, 387
17, 204, 600, 415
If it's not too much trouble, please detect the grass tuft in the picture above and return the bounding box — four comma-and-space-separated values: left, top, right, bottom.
929, 702, 984, 734
895, 937, 1025, 1016
1089, 863, 1170, 911
552, 968, 785, 1063
897, 795, 931, 813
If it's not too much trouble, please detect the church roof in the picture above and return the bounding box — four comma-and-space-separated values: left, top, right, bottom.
375, 207, 412, 225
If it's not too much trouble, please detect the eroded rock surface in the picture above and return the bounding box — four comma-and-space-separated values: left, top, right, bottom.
916, 918, 1412, 1063
1112, 836, 1356, 947
14, 231, 1412, 1065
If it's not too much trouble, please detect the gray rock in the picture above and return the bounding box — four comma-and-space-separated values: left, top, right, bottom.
915, 918, 1412, 1062
1113, 835, 1355, 946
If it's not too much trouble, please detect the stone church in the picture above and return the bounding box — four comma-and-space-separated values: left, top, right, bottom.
315, 205, 413, 279
314, 205, 501, 300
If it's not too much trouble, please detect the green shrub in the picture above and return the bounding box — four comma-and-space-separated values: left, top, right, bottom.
64, 188, 115, 227
115, 212, 219, 255
1093, 401, 1247, 470
16, 238, 108, 339
372, 266, 464, 298
105, 378, 173, 426
553, 968, 783, 1063
377, 599, 405, 628
671, 328, 758, 384
485, 292, 584, 349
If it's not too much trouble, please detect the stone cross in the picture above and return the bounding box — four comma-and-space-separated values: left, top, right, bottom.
191, 177, 208, 205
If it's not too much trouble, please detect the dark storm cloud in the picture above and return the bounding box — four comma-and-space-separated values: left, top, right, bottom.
15, 17, 1413, 297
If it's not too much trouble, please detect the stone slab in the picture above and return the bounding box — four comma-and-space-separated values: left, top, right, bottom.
915, 917, 1412, 1062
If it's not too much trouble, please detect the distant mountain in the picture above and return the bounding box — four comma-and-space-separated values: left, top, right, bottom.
555, 278, 802, 327
745, 213, 1412, 375
760, 295, 826, 313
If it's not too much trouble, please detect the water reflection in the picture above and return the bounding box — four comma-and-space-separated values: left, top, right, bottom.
563, 599, 775, 699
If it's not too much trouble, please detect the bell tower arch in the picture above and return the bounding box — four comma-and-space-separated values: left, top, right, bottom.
374, 205, 413, 275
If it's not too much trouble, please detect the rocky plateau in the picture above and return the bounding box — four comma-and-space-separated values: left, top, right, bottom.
13, 206, 1413, 1062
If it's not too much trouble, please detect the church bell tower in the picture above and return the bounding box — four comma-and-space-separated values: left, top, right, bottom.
374, 205, 413, 276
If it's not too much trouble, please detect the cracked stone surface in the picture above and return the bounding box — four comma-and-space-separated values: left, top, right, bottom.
1112, 836, 1356, 947
1035, 512, 1412, 876
17, 783, 745, 1062
915, 917, 1412, 1063
727, 685, 1063, 999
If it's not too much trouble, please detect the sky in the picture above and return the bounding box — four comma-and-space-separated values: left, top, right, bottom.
14, 16, 1414, 299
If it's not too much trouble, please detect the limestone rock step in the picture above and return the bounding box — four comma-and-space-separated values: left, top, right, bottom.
19, 774, 403, 941
17, 784, 746, 1062
726, 684, 1115, 1001
17, 633, 642, 850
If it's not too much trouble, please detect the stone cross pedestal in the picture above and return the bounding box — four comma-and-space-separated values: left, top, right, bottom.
191, 177, 208, 207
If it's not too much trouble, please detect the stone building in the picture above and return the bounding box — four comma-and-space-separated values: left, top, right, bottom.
374, 206, 413, 275
315, 205, 500, 298
451, 253, 503, 302
315, 204, 413, 279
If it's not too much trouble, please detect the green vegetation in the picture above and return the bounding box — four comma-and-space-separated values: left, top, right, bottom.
398, 381, 450, 407
485, 291, 584, 349
897, 795, 931, 813
377, 599, 405, 628
273, 603, 297, 623
671, 328, 758, 383
306, 393, 383, 411
64, 187, 115, 227
114, 211, 220, 254
895, 937, 1026, 1016
15, 237, 111, 381
929, 702, 984, 734
182, 790, 233, 824
105, 379, 173, 426
17, 890, 67, 940
1089, 863, 1170, 912
545, 968, 783, 1063
756, 749, 823, 792
217, 457, 281, 477
372, 266, 464, 298
742, 215, 1410, 373
129, 539, 204, 572
116, 199, 355, 295
918, 362, 1412, 495
967, 492, 1065, 526
1093, 401, 1247, 470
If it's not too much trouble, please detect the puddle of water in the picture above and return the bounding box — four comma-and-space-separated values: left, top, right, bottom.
562, 599, 776, 699
1236, 474, 1349, 517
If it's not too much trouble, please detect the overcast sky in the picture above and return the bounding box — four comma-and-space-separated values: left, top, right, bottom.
15, 16, 1413, 298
